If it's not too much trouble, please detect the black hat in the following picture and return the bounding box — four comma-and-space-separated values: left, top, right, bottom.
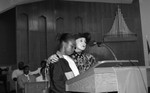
74, 32, 91, 44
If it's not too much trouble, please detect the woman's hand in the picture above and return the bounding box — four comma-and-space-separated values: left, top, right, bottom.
47, 54, 59, 64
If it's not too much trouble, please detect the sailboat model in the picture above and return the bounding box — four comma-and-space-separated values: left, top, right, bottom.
104, 6, 137, 42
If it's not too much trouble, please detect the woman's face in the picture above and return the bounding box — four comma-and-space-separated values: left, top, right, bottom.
65, 39, 76, 55
76, 37, 86, 51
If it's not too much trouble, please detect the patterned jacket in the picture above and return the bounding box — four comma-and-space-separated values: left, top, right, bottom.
70, 51, 97, 74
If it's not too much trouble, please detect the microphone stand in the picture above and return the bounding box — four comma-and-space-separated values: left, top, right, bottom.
95, 42, 118, 60
91, 41, 127, 67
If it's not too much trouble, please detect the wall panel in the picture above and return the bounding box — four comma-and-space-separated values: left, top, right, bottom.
17, 14, 29, 64
0, 8, 16, 66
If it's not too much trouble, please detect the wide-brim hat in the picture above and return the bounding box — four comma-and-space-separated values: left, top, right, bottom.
74, 32, 91, 44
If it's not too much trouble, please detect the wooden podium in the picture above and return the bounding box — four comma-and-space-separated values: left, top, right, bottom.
66, 60, 147, 93
25, 82, 49, 93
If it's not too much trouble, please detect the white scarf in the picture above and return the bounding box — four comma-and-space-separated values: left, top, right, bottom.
24, 74, 30, 82
63, 55, 79, 76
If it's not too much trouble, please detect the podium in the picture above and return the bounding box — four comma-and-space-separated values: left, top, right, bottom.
66, 60, 147, 93
25, 82, 49, 93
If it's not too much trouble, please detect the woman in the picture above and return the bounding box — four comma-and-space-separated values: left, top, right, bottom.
48, 32, 96, 74
70, 33, 96, 73
36, 67, 50, 93
49, 33, 79, 93
30, 60, 47, 75
36, 67, 50, 82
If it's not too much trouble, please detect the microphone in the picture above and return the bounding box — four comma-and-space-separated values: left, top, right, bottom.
89, 41, 118, 60
88, 40, 98, 46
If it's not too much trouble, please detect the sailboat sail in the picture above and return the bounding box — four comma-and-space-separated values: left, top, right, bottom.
104, 6, 136, 41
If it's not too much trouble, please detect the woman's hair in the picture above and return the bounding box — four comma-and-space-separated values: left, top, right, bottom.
40, 67, 45, 73
57, 33, 75, 50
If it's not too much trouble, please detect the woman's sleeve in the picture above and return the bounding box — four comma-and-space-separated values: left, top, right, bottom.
86, 53, 97, 67
30, 68, 40, 75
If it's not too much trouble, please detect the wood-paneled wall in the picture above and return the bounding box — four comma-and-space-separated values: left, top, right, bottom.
0, 8, 16, 66
16, 1, 56, 70
16, 0, 144, 70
